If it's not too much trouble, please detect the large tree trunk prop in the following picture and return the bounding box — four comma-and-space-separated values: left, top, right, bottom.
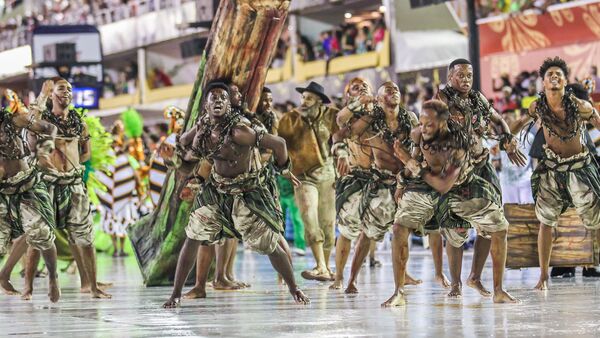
127, 0, 290, 286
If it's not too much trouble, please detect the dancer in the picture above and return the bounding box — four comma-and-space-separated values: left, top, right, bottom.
256, 87, 278, 136
148, 106, 185, 207
181, 83, 258, 298
436, 58, 526, 297
278, 81, 338, 281
0, 87, 60, 302
510, 57, 600, 290
383, 100, 518, 307
334, 81, 422, 293
162, 81, 308, 307
332, 78, 427, 290
28, 77, 111, 299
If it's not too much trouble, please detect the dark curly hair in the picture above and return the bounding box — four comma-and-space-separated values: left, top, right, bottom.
539, 56, 569, 79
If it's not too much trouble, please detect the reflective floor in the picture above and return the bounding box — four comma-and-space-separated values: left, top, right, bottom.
2, 246, 600, 337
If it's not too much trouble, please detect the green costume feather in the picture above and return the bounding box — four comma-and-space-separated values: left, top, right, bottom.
121, 108, 144, 138
73, 107, 115, 206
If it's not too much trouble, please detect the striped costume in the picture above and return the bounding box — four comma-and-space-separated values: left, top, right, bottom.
96, 151, 139, 238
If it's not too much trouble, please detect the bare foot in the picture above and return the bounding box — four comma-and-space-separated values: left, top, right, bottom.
48, 280, 61, 303
163, 297, 181, 308
21, 287, 33, 301
435, 273, 451, 289
344, 282, 358, 294
493, 289, 520, 303
534, 277, 548, 290
182, 286, 206, 299
447, 283, 462, 298
213, 278, 242, 290
91, 289, 112, 299
467, 278, 492, 297
381, 291, 406, 307
227, 277, 250, 288
0, 277, 20, 295
301, 269, 333, 282
405, 273, 423, 286
81, 281, 112, 293
329, 279, 343, 290
290, 288, 310, 304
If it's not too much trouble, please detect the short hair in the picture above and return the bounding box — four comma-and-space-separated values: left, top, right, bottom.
344, 77, 370, 97
539, 56, 569, 79
205, 80, 230, 96
449, 58, 471, 71
566, 83, 590, 102
262, 87, 272, 94
422, 100, 450, 120
51, 76, 69, 84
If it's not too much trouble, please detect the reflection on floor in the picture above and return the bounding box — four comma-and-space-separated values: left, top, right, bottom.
2, 247, 600, 337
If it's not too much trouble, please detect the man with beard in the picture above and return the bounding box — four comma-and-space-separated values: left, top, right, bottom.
331, 78, 428, 290
256, 87, 278, 136
28, 78, 110, 299
336, 81, 421, 294
384, 100, 518, 307
278, 81, 338, 281
510, 57, 600, 290
162, 81, 308, 307
0, 86, 60, 302
436, 59, 526, 298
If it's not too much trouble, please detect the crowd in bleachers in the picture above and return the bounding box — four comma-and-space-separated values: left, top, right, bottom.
272, 18, 387, 67
0, 0, 193, 52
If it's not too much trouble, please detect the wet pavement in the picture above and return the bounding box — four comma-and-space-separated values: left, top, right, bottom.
2, 247, 600, 337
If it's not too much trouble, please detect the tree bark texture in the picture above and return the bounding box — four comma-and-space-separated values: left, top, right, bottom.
127, 0, 290, 286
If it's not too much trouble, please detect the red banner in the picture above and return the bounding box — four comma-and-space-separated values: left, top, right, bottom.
479, 2, 600, 57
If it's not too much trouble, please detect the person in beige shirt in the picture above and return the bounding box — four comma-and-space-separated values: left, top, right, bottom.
278, 81, 338, 281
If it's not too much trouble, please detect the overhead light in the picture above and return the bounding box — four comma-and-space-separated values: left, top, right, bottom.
344, 12, 352, 19
379, 5, 386, 13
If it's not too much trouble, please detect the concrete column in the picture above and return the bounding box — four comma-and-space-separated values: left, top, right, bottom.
137, 47, 147, 104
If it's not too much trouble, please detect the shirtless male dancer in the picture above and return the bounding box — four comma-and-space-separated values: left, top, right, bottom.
334, 81, 423, 293
162, 81, 308, 307
384, 100, 518, 307
510, 57, 600, 290
332, 78, 434, 290
25, 78, 110, 299
436, 59, 526, 297
0, 88, 60, 302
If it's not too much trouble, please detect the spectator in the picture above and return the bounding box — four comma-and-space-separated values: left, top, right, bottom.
355, 26, 370, 54
318, 31, 332, 59
494, 86, 519, 113
498, 109, 534, 204
151, 67, 173, 89
341, 25, 356, 55
492, 73, 512, 92
372, 19, 386, 51
520, 82, 538, 110
297, 33, 315, 62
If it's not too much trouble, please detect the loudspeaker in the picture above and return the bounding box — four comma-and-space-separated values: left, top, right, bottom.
179, 38, 208, 59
